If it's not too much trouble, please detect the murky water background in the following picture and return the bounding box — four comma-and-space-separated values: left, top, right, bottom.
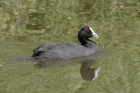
0, 0, 140, 93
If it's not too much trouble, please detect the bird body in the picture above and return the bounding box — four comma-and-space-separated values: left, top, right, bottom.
31, 25, 99, 59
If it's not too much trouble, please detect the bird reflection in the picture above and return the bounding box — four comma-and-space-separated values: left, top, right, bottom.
33, 51, 105, 81
80, 60, 101, 81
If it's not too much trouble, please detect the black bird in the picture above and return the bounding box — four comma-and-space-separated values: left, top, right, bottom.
31, 25, 99, 59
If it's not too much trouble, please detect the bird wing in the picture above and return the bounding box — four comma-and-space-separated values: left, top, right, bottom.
32, 43, 60, 57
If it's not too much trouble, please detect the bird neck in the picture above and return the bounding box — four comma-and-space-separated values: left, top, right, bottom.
78, 35, 96, 47
78, 35, 88, 45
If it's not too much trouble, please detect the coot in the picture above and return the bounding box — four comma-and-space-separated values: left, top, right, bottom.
31, 25, 99, 59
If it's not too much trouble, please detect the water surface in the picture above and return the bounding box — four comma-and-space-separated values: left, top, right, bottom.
0, 0, 140, 93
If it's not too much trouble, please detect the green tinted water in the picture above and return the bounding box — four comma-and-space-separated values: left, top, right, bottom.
0, 0, 140, 93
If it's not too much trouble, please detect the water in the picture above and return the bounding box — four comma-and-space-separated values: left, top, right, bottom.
0, 0, 140, 93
